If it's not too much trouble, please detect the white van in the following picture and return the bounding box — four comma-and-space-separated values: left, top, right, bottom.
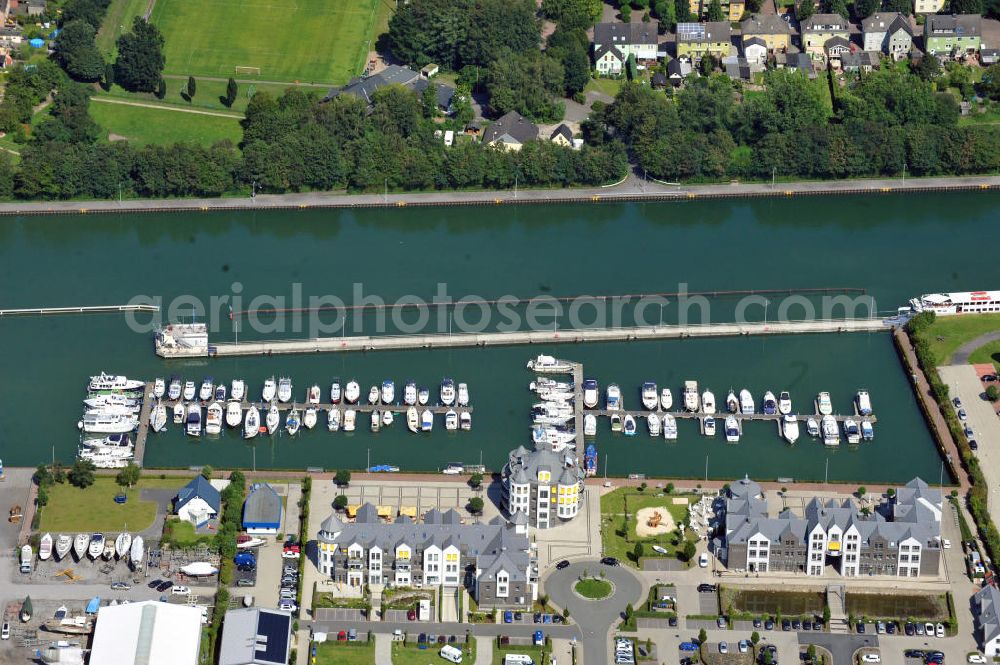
503, 655, 535, 665
440, 644, 463, 663
418, 599, 430, 621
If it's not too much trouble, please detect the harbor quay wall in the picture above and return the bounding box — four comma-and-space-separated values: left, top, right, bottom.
0, 175, 997, 217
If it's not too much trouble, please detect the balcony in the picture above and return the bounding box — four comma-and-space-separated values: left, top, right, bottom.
826, 541, 842, 557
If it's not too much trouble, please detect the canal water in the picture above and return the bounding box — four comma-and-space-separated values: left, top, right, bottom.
1, 191, 995, 481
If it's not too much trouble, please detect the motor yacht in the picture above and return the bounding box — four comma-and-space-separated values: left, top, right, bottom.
371, 411, 381, 432
226, 401, 242, 428
623, 414, 637, 436
781, 414, 799, 444
843, 418, 861, 444
606, 384, 622, 411
660, 388, 673, 410
739, 389, 755, 415
762, 391, 777, 416
262, 377, 277, 402
173, 402, 185, 424
182, 381, 196, 401
417, 387, 430, 406
421, 409, 434, 432
328, 408, 341, 432
861, 420, 874, 441
647, 413, 661, 436
445, 410, 459, 431
277, 378, 293, 403
383, 410, 394, 427
308, 385, 321, 405
381, 380, 395, 404
407, 407, 419, 432
198, 378, 214, 402
703, 416, 716, 437
821, 415, 839, 446
367, 386, 380, 405
642, 382, 659, 410
683, 381, 699, 412
150, 403, 167, 433
152, 378, 165, 399
817, 392, 833, 416
403, 381, 417, 406
701, 390, 716, 414
724, 415, 740, 442
440, 379, 456, 406
662, 414, 678, 440
266, 403, 280, 435
726, 390, 739, 414
526, 355, 574, 372
243, 405, 260, 439
344, 380, 360, 404
167, 376, 182, 400
285, 409, 300, 435
584, 413, 597, 436
185, 404, 202, 437
457, 383, 469, 407
778, 391, 792, 415
582, 378, 598, 408
303, 407, 317, 429
88, 373, 144, 393
330, 381, 342, 404
214, 384, 226, 402
343, 409, 357, 432
231, 379, 245, 402
856, 390, 872, 416
205, 402, 223, 435
806, 417, 820, 437
79, 412, 138, 434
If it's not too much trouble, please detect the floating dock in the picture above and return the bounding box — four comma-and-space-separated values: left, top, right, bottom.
0, 304, 158, 317
157, 318, 891, 358
132, 381, 155, 467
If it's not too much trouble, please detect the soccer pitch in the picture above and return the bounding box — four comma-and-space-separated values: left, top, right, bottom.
148, 0, 380, 83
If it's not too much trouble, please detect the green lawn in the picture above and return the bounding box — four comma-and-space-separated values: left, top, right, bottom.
314, 642, 374, 665
585, 77, 623, 98
147, 0, 380, 83
89, 101, 243, 146
494, 646, 548, 665
969, 341, 1000, 371
38, 477, 184, 533
98, 78, 313, 114
161, 518, 216, 548
392, 641, 476, 665
600, 489, 699, 566
914, 313, 1000, 365
96, 0, 149, 56
575, 577, 612, 599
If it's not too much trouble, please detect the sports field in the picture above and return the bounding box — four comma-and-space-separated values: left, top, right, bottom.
148, 0, 380, 83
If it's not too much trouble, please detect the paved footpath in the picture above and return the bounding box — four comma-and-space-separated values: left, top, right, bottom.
951, 330, 1000, 365
0, 174, 997, 216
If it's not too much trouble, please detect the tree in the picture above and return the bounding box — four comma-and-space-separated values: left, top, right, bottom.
654, 0, 676, 29
639, 481, 647, 492
665, 482, 675, 494
706, 0, 724, 20
563, 607, 570, 619
633, 541, 644, 559
699, 54, 715, 77
35, 464, 53, 487
823, 605, 831, 623
116, 462, 141, 488
797, 0, 815, 20
856, 486, 866, 499
333, 494, 348, 510
750, 631, 760, 645
468, 472, 484, 489
335, 469, 352, 487
68, 460, 96, 488
698, 627, 708, 644
201, 465, 214, 479
62, 0, 111, 29
624, 603, 634, 621
186, 76, 196, 100
682, 540, 697, 561
887, 487, 895, 497
807, 645, 817, 661
674, 0, 693, 22
225, 77, 238, 107
468, 496, 484, 514
37, 486, 49, 507
912, 54, 940, 81
827, 0, 849, 19
155, 78, 166, 99
103, 62, 114, 91
950, 0, 983, 12
620, 2, 632, 20
853, 0, 879, 18
986, 385, 999, 402
53, 20, 105, 82
114, 18, 165, 92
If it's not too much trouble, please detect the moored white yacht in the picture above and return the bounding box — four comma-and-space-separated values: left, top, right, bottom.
79, 412, 138, 434
304, 407, 317, 430
403, 381, 417, 406
703, 416, 716, 436
739, 389, 755, 415
606, 384, 622, 411
726, 390, 739, 414
417, 387, 430, 406
610, 413, 623, 432
421, 410, 434, 432
308, 385, 321, 405
778, 391, 792, 415
214, 384, 226, 402
185, 404, 202, 437
82, 433, 131, 448
231, 379, 246, 402
262, 377, 277, 402
647, 413, 661, 436
856, 390, 872, 416
445, 410, 459, 431
861, 420, 874, 441
199, 378, 214, 402
277, 378, 292, 403
584, 413, 597, 436
343, 409, 357, 432
330, 381, 342, 404
381, 380, 395, 404
806, 417, 820, 437
368, 386, 380, 405
226, 401, 242, 428
683, 381, 699, 412
817, 392, 833, 416
460, 411, 471, 431
701, 390, 716, 414
407, 407, 419, 433
662, 414, 678, 440
370, 411, 381, 432
526, 355, 573, 372
152, 378, 165, 399
344, 380, 360, 404
173, 402, 185, 424
383, 410, 394, 427
623, 414, 637, 436
205, 402, 223, 435
183, 381, 196, 401
641, 382, 659, 410
88, 372, 144, 393
843, 418, 861, 444
457, 383, 469, 406
244, 405, 260, 439
762, 391, 777, 415
328, 408, 341, 432
167, 376, 182, 400
285, 409, 300, 435
781, 414, 800, 444
150, 403, 168, 433
266, 403, 280, 435
660, 388, 673, 410
440, 379, 456, 406
821, 415, 839, 446
725, 415, 740, 443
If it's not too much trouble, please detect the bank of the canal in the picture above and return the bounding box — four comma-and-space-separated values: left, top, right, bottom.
1, 192, 994, 480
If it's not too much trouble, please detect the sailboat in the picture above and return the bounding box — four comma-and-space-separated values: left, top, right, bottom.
303, 407, 317, 430
130, 535, 144, 568
244, 405, 260, 439
226, 400, 243, 428
445, 410, 459, 431
150, 403, 168, 433
266, 403, 280, 435
54, 534, 72, 560
152, 378, 165, 399
327, 408, 341, 432
115, 532, 131, 559
73, 534, 89, 560
205, 402, 223, 435
39, 533, 53, 561
285, 409, 301, 435
87, 533, 104, 560
277, 378, 292, 403
262, 377, 277, 402
407, 407, 419, 433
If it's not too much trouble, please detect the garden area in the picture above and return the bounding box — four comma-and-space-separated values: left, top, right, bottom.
313, 591, 370, 613
720, 587, 826, 618
392, 640, 475, 665
160, 517, 216, 549
845, 591, 951, 622
37, 474, 182, 533
910, 312, 1000, 366
600, 487, 701, 566
313, 640, 374, 665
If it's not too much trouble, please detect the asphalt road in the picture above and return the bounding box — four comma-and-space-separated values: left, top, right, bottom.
544, 560, 645, 665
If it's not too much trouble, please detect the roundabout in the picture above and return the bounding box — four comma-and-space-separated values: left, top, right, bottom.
574, 577, 614, 600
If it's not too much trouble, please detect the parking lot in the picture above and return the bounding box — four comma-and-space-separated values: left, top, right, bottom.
940, 365, 1000, 513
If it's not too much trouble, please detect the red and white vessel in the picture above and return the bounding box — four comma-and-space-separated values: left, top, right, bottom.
909, 290, 1000, 315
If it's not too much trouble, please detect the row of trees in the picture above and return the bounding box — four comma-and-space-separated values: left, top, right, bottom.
590, 67, 1000, 181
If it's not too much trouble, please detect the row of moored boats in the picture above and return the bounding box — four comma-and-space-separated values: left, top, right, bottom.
77, 373, 145, 467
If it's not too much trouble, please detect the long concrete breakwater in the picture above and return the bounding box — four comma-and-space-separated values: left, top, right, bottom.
157, 318, 891, 358
0, 175, 997, 216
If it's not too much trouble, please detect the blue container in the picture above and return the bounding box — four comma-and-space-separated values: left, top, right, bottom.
29, 38, 44, 48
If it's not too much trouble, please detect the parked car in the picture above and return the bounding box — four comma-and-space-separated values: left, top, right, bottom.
698, 553, 709, 568
337, 631, 346, 642
1, 622, 9, 640
278, 600, 297, 612
860, 654, 880, 663
968, 654, 987, 664
156, 581, 173, 592
959, 409, 967, 420
970, 439, 979, 450
697, 584, 717, 593
904, 650, 925, 659
886, 621, 896, 634
764, 619, 774, 630
533, 613, 541, 623
678, 643, 699, 652
935, 623, 945, 638
600, 557, 620, 566
503, 611, 513, 624
147, 579, 162, 589
236, 578, 254, 587
856, 622, 865, 633
347, 628, 357, 642
954, 397, 962, 407
111, 582, 131, 591
171, 585, 191, 595
556, 560, 570, 570
905, 622, 915, 636
791, 619, 801, 630
668, 617, 678, 627
753, 618, 762, 628
782, 619, 791, 631
738, 640, 749, 654
719, 642, 728, 654
916, 623, 925, 636
925, 622, 936, 636
717, 617, 727, 629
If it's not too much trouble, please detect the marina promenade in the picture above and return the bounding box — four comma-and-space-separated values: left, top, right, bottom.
159, 318, 891, 358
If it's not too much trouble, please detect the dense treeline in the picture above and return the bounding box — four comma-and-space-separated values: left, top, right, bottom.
588, 68, 1000, 181
4, 79, 626, 200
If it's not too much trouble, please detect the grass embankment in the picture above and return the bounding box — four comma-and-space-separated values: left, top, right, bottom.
915, 312, 1000, 365
600, 488, 699, 566
903, 313, 1000, 573
89, 101, 243, 146
38, 476, 182, 532
393, 640, 476, 665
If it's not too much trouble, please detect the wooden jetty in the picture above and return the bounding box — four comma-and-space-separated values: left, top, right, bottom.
133, 381, 155, 467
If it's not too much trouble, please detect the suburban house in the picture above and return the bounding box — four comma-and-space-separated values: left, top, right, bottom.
482, 111, 538, 151
242, 483, 283, 535
742, 37, 768, 65
841, 50, 881, 72
326, 64, 456, 113
740, 14, 794, 53
592, 21, 659, 75
723, 56, 754, 80
675, 21, 734, 61
90, 602, 202, 665
173, 476, 221, 527
801, 14, 850, 61
924, 14, 982, 58
666, 58, 692, 86
550, 124, 574, 148
728, 0, 745, 21
862, 12, 913, 60
975, 585, 1000, 657
719, 477, 943, 578
774, 51, 815, 76
315, 504, 536, 609
218, 608, 292, 665
913, 0, 944, 14
824, 36, 853, 64
501, 444, 585, 529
